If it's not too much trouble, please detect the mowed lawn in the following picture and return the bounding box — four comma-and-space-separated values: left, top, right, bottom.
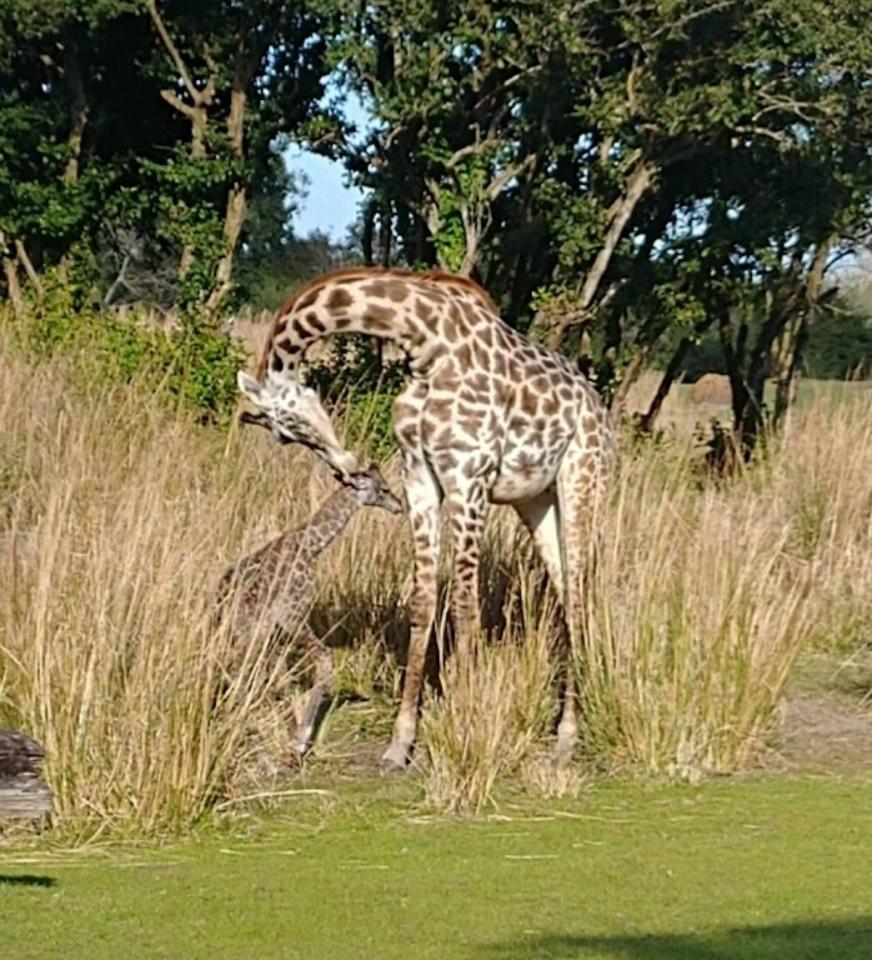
2, 775, 870, 960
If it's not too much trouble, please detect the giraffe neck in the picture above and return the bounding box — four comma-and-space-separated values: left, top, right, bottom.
260, 269, 499, 380
286, 486, 362, 560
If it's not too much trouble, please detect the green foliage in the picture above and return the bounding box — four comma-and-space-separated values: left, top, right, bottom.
0, 0, 330, 312
805, 306, 872, 380
163, 316, 245, 420
12, 278, 243, 422
305, 339, 405, 459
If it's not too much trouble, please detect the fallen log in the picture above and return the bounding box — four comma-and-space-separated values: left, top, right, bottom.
0, 729, 52, 818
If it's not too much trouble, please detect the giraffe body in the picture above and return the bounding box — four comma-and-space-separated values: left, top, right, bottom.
239, 268, 615, 766
216, 469, 402, 756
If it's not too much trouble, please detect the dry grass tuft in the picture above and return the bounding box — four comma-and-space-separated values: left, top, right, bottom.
1, 322, 869, 832
0, 338, 406, 839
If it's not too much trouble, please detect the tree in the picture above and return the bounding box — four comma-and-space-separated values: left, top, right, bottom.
0, 0, 332, 313
328, 1, 573, 276
330, 0, 872, 451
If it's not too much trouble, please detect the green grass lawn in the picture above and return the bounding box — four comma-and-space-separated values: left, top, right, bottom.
2, 775, 871, 959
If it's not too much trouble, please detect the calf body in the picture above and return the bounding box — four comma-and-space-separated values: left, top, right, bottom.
216, 470, 402, 755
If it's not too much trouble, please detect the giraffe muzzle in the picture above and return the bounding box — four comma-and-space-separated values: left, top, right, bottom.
239, 409, 270, 429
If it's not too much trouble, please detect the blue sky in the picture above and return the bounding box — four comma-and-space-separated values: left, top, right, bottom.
283, 91, 371, 241
284, 146, 365, 240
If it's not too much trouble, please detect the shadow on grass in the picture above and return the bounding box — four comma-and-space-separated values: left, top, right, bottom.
484, 919, 872, 959
0, 874, 57, 888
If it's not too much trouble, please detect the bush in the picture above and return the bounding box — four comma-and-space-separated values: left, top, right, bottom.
305, 338, 405, 460
9, 278, 243, 423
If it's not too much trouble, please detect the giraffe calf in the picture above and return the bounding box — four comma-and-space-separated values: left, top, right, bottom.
215, 465, 403, 756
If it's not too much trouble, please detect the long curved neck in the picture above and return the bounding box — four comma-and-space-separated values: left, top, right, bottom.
261, 272, 481, 380
286, 486, 362, 559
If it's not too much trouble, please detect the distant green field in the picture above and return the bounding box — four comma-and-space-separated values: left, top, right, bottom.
675, 375, 871, 409
2, 775, 870, 960
770, 377, 871, 410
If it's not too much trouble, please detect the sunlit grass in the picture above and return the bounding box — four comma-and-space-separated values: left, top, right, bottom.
1, 324, 870, 835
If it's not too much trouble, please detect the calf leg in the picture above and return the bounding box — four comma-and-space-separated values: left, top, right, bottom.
291, 621, 333, 757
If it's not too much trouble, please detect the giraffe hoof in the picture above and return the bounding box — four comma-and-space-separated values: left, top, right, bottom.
291, 739, 311, 758
380, 742, 410, 772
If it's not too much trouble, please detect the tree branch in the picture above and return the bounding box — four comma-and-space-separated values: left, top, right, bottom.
486, 154, 536, 201
159, 89, 196, 119
145, 0, 200, 103
547, 159, 657, 349
14, 239, 43, 297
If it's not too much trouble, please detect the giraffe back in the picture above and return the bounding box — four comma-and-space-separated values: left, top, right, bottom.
216, 530, 314, 644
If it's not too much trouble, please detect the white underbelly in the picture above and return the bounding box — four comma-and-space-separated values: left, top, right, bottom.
490, 467, 555, 504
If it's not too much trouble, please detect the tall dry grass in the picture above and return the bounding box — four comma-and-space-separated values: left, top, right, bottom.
418, 383, 872, 804
1, 324, 870, 832
0, 339, 407, 840
580, 444, 810, 776
419, 554, 560, 814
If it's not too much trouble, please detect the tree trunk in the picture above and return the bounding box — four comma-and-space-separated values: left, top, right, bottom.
146, 0, 216, 282
177, 102, 209, 281
458, 230, 479, 277
62, 32, 88, 186
636, 310, 718, 430
361, 197, 376, 265
14, 239, 43, 300
737, 279, 803, 452
378, 199, 392, 267
206, 185, 247, 313
2, 253, 24, 319
609, 346, 648, 415
206, 74, 253, 315
773, 238, 833, 427
639, 340, 691, 431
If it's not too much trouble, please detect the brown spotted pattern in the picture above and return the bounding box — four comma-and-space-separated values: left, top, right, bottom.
216, 468, 402, 757
252, 267, 616, 767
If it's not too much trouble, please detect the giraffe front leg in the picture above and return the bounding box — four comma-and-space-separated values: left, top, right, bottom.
291, 622, 333, 757
382, 458, 442, 770
444, 479, 488, 660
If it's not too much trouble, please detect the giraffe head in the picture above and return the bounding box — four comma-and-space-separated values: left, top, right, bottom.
237, 370, 360, 479
344, 464, 404, 514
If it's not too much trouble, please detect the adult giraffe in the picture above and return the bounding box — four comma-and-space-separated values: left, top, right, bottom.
237, 267, 615, 768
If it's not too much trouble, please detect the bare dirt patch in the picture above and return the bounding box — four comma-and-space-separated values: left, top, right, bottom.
767, 695, 872, 773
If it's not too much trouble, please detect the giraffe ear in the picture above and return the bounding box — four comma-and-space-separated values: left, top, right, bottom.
237, 371, 263, 403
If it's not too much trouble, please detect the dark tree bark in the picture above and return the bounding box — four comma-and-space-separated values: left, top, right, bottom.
0, 729, 52, 819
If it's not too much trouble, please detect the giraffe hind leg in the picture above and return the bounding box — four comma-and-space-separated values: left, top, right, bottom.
514, 490, 577, 761
443, 477, 488, 660
554, 446, 606, 763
